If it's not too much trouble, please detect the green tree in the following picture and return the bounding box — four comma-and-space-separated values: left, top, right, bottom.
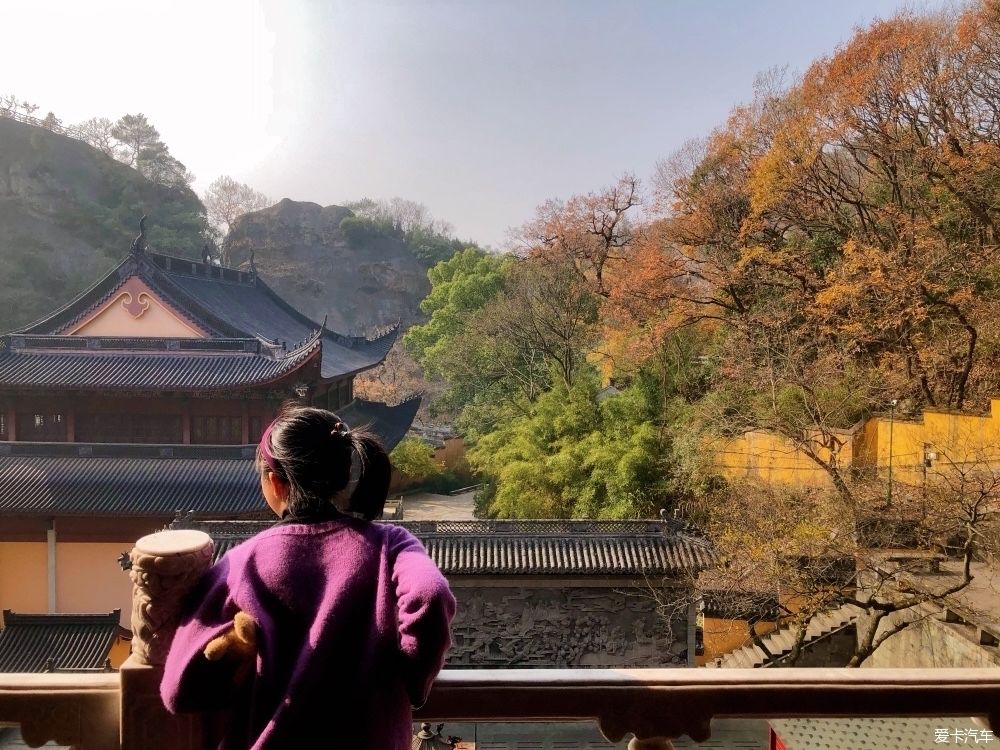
111, 114, 160, 169
404, 248, 510, 378
470, 368, 670, 519
390, 437, 442, 482
110, 113, 191, 188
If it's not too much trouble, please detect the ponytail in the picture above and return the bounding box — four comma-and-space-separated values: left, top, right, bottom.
341, 432, 392, 520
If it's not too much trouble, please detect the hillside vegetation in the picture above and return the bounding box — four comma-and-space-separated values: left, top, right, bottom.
0, 117, 206, 329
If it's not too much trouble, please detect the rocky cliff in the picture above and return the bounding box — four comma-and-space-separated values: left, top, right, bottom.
224, 199, 430, 333
0, 117, 206, 330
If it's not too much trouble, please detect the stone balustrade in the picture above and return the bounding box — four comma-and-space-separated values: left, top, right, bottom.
0, 529, 999, 749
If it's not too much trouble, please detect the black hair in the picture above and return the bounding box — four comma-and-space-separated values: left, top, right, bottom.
256, 403, 392, 521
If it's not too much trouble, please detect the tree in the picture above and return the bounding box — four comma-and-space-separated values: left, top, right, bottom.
683, 444, 1000, 667
469, 368, 670, 519
76, 117, 118, 157
404, 248, 510, 378
390, 438, 444, 483
353, 345, 429, 405
41, 112, 61, 131
203, 175, 271, 260
343, 196, 467, 267
109, 113, 193, 188
519, 173, 642, 296
111, 114, 160, 169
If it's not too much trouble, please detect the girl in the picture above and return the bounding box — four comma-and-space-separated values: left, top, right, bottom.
160, 404, 456, 750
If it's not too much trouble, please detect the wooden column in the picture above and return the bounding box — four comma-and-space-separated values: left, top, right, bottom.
181, 409, 191, 445
7, 408, 15, 441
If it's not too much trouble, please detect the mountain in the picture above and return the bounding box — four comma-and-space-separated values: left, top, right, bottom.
224, 199, 431, 333
0, 117, 207, 330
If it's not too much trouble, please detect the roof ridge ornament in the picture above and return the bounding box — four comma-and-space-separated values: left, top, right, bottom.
130, 215, 148, 257
248, 248, 257, 281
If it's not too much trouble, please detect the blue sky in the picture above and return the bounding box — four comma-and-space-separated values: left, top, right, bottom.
1, 0, 950, 247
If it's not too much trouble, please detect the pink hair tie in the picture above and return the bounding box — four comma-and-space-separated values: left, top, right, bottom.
259, 421, 280, 474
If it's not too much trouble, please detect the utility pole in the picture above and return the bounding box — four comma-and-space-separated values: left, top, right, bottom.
887, 399, 897, 507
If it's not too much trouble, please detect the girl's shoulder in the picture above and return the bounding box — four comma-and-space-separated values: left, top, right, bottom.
231, 518, 394, 556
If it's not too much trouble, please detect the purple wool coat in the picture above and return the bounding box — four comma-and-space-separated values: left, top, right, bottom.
160, 517, 456, 750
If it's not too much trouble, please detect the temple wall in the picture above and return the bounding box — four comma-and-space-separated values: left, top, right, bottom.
0, 541, 133, 627
711, 400, 1000, 490
56, 543, 132, 625
447, 582, 693, 668
0, 542, 47, 613
858, 399, 1000, 485
862, 616, 1000, 668
709, 429, 851, 489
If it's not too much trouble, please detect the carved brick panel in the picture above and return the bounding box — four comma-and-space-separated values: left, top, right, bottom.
447, 586, 689, 668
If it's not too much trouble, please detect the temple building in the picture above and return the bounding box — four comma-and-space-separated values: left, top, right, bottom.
0, 224, 418, 627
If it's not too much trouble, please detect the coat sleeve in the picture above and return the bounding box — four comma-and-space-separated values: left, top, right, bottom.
159, 555, 244, 714
389, 527, 456, 708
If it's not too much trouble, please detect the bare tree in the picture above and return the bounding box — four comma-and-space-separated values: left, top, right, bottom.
76, 117, 119, 158
204, 175, 271, 261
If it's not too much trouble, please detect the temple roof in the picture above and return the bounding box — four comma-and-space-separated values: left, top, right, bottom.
339, 397, 421, 452
0, 443, 263, 517
188, 519, 715, 577
0, 398, 419, 517
0, 610, 119, 672
0, 334, 320, 391
12, 250, 397, 381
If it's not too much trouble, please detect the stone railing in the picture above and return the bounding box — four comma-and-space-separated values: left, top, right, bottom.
0, 530, 999, 749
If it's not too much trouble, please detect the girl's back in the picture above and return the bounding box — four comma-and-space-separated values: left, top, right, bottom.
160, 405, 455, 750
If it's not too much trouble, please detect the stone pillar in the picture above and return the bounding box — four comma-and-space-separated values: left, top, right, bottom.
120, 529, 217, 750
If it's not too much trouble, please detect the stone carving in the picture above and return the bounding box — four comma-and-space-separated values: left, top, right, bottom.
129, 530, 214, 666
448, 587, 688, 668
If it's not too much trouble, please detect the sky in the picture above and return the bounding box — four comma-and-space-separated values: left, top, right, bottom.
1, 0, 951, 248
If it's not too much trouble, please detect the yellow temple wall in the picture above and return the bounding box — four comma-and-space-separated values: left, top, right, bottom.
710, 428, 856, 489
0, 542, 47, 613
56, 543, 133, 624
711, 399, 1000, 489
859, 399, 1000, 485
0, 541, 132, 627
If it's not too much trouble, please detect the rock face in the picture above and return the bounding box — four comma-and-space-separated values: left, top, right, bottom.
224, 199, 430, 333
0, 117, 206, 330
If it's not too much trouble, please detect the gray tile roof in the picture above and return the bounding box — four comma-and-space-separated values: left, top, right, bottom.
769, 718, 988, 750
190, 519, 715, 576
157, 269, 397, 379
0, 334, 319, 390
0, 443, 262, 517
0, 610, 119, 672
0, 399, 419, 517
12, 251, 397, 380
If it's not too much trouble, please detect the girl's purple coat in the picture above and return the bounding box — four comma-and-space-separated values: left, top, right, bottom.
160, 518, 456, 749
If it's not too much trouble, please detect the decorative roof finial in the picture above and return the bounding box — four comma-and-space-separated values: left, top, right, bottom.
321, 313, 328, 334
130, 215, 147, 256
249, 248, 257, 278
